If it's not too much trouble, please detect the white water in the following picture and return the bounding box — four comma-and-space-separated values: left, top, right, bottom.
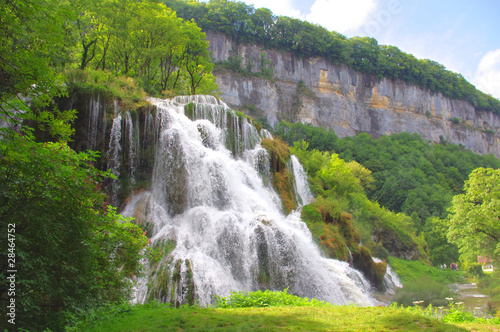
373, 257, 402, 294
124, 111, 137, 186
123, 96, 377, 307
107, 101, 122, 206
290, 155, 314, 206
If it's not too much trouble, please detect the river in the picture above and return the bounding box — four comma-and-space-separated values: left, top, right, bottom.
448, 282, 492, 318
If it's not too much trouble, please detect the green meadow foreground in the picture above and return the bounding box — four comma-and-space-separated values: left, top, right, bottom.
79, 305, 499, 331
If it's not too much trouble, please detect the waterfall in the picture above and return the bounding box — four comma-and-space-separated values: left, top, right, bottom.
107, 101, 122, 206
260, 128, 273, 140
122, 96, 377, 307
124, 111, 137, 186
290, 155, 314, 206
373, 257, 402, 294
88, 94, 102, 151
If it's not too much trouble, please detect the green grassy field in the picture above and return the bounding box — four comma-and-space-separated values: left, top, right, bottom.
78, 305, 499, 332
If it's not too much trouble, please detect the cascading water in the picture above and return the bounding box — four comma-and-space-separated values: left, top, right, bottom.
87, 94, 102, 151
290, 155, 314, 206
107, 101, 122, 206
124, 111, 138, 186
122, 96, 377, 307
373, 257, 402, 294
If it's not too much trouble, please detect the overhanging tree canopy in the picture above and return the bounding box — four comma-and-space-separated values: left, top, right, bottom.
447, 167, 500, 263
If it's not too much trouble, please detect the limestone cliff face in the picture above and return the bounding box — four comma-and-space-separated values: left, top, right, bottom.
207, 31, 500, 158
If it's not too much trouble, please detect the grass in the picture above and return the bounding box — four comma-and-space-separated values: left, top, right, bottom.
77, 304, 499, 331
72, 290, 500, 331
389, 257, 466, 284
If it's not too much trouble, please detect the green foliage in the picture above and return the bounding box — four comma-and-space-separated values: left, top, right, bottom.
261, 137, 297, 213
215, 289, 330, 308
392, 276, 455, 307
463, 263, 485, 277
389, 257, 465, 285
423, 217, 460, 266
441, 302, 477, 324
79, 302, 500, 331
64, 69, 148, 110
281, 124, 500, 265
301, 197, 355, 261
478, 270, 500, 315
72, 0, 218, 96
0, 0, 73, 139
65, 301, 136, 331
292, 141, 425, 261
276, 121, 338, 151
215, 51, 274, 80
0, 132, 149, 330
391, 301, 499, 326
301, 130, 498, 234
446, 168, 500, 263
165, 0, 500, 115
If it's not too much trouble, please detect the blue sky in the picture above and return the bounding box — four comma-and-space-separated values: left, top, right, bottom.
232, 0, 500, 99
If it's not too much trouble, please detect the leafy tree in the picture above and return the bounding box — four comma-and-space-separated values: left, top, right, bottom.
423, 217, 459, 266
446, 168, 500, 263
0, 131, 148, 330
0, 0, 68, 127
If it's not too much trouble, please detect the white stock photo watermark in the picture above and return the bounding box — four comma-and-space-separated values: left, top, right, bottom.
362, 0, 402, 37
6, 223, 17, 325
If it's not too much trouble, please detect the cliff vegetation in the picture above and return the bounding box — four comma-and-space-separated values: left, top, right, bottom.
277, 121, 500, 266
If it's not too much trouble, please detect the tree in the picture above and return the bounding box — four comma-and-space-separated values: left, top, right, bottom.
446, 168, 500, 263
423, 217, 459, 266
0, 132, 148, 330
0, 0, 68, 127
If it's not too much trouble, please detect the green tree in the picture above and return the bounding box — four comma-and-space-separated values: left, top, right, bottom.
447, 168, 500, 263
0, 132, 148, 330
423, 217, 459, 266
0, 0, 68, 127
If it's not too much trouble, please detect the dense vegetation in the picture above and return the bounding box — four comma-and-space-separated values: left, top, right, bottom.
162, 0, 500, 114
0, 0, 174, 330
447, 168, 500, 262
276, 121, 500, 266
0, 0, 217, 122
64, 0, 218, 96
0, 132, 149, 330
290, 140, 425, 290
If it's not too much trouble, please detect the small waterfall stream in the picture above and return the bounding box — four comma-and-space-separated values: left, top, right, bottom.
107, 101, 122, 207
290, 155, 314, 206
120, 96, 379, 307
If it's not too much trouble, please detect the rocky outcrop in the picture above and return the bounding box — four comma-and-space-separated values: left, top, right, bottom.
207, 31, 500, 158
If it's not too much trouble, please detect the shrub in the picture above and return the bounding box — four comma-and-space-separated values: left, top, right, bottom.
393, 276, 455, 307
464, 263, 484, 277
215, 289, 330, 308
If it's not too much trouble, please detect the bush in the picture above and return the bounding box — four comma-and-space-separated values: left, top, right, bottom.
464, 263, 485, 277
393, 276, 455, 307
389, 257, 465, 284
215, 289, 330, 308
64, 69, 147, 110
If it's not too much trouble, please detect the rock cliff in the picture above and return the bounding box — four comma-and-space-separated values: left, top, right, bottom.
206, 31, 500, 158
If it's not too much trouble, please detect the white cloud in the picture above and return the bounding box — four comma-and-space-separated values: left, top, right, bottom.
306, 0, 377, 33
473, 49, 500, 99
243, 0, 304, 20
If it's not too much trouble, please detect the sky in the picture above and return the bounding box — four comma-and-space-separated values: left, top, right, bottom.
225, 0, 500, 99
